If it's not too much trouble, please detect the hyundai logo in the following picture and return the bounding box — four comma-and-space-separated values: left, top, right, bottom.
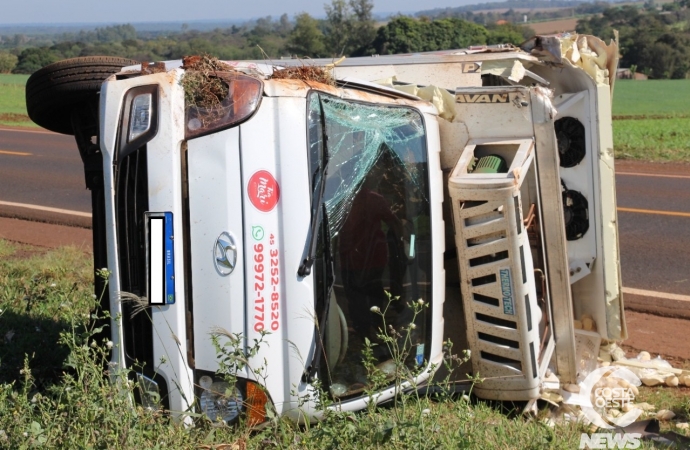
213, 232, 237, 276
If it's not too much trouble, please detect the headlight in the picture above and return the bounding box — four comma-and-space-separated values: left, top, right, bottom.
184, 72, 263, 140
118, 85, 159, 161
198, 375, 272, 425
129, 93, 152, 141
199, 375, 243, 423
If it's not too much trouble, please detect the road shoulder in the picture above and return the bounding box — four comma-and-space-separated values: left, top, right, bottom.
0, 217, 92, 250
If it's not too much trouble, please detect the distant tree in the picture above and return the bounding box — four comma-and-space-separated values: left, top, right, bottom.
252, 16, 274, 37
370, 16, 422, 54
349, 0, 377, 55
285, 13, 327, 58
325, 0, 351, 56
277, 14, 293, 36
13, 47, 59, 73
577, 3, 690, 79
94, 24, 137, 43
486, 23, 532, 45
323, 0, 376, 56
0, 51, 18, 73
372, 16, 488, 55
639, 32, 690, 78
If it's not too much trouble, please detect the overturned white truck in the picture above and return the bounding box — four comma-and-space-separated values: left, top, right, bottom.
26, 33, 625, 422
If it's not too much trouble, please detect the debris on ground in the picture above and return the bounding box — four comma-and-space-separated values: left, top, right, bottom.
271, 65, 334, 86
541, 343, 690, 442
607, 349, 690, 387
657, 410, 677, 421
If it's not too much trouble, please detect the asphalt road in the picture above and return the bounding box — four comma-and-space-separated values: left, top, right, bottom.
1, 128, 689, 299
0, 127, 91, 227
616, 160, 690, 297
0, 127, 90, 212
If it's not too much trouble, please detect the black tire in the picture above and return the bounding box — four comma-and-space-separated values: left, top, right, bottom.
26, 56, 138, 135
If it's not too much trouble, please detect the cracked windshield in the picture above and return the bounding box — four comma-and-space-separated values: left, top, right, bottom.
307, 92, 433, 398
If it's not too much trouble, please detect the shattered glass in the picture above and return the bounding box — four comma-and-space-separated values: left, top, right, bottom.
308, 94, 428, 238
307, 91, 433, 399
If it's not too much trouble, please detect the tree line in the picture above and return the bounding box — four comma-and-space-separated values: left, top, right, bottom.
417, 0, 614, 25
0, 0, 688, 79
577, 0, 690, 78
0, 0, 529, 74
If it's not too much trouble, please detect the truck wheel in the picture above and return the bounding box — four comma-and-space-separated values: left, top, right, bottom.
26, 56, 138, 135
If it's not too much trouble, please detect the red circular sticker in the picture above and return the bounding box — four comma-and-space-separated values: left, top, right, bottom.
248, 170, 280, 212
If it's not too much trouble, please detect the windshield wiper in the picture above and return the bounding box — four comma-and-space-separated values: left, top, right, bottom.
298, 96, 329, 278
303, 215, 335, 382
298, 95, 336, 382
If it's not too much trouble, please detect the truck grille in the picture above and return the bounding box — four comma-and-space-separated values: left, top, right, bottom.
115, 147, 154, 370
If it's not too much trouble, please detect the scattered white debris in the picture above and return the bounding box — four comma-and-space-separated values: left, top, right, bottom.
634, 402, 656, 412
637, 351, 651, 361
676, 423, 689, 430
666, 376, 679, 387
656, 410, 676, 421
641, 373, 667, 387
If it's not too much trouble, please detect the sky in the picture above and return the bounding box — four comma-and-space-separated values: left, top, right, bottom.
0, 0, 487, 25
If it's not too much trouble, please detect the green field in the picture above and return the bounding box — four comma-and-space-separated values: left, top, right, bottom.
613, 79, 690, 117
614, 116, 690, 161
612, 79, 690, 161
0, 73, 34, 127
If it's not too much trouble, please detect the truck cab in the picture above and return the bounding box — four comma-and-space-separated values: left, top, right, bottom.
99, 67, 446, 421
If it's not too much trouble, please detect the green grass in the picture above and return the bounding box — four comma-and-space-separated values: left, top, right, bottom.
0, 238, 682, 448
0, 74, 34, 128
0, 240, 94, 385
613, 79, 690, 117
612, 80, 690, 162
614, 116, 690, 161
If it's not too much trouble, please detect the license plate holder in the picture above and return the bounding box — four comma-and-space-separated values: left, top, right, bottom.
146, 212, 175, 305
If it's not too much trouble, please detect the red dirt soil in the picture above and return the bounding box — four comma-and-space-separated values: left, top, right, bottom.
622, 310, 690, 364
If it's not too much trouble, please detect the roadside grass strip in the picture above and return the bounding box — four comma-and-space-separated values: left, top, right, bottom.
613, 117, 690, 162
0, 74, 35, 127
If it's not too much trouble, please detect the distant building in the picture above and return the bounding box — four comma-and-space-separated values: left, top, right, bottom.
616, 68, 648, 80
